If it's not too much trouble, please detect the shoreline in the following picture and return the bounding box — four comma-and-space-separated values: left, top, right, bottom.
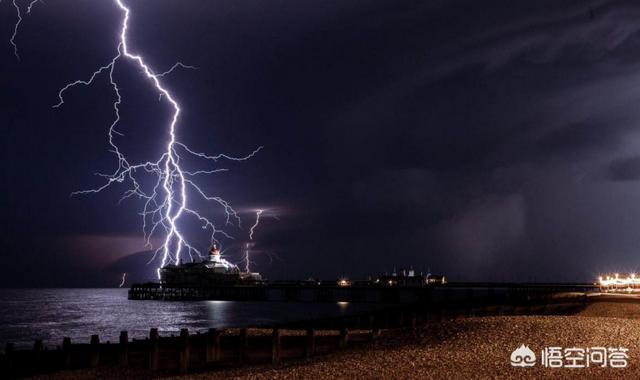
24, 298, 640, 379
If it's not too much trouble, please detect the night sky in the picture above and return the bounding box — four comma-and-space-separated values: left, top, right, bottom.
2, 0, 640, 286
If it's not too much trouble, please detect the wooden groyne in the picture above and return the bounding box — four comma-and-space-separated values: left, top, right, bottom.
0, 296, 589, 378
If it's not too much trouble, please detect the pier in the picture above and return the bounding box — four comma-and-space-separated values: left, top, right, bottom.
128, 281, 598, 303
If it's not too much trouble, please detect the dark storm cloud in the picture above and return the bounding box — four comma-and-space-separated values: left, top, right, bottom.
316, 0, 640, 280
608, 156, 640, 181
4, 0, 640, 285
536, 121, 613, 157
329, 0, 640, 169
437, 194, 527, 273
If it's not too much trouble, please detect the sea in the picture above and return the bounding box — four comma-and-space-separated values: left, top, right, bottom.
0, 289, 385, 350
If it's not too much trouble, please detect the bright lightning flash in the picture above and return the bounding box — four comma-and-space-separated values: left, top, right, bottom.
119, 273, 127, 288
8, 0, 41, 61
249, 209, 263, 240
242, 209, 264, 272
52, 0, 261, 277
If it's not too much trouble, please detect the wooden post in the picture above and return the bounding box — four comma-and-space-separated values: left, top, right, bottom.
119, 331, 128, 367
339, 327, 349, 349
179, 328, 190, 374
371, 327, 381, 347
455, 305, 463, 319
305, 328, 316, 358
238, 328, 248, 365
62, 337, 71, 369
5, 343, 14, 372
271, 328, 281, 365
149, 328, 159, 371
33, 339, 43, 369
90, 335, 100, 368
206, 328, 221, 363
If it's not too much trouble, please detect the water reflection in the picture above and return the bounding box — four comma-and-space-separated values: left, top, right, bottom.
0, 289, 385, 350
206, 300, 232, 327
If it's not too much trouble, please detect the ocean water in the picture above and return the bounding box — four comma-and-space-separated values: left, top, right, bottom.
0, 289, 383, 350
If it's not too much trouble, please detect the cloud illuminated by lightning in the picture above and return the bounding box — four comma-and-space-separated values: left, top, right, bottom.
50, 0, 261, 277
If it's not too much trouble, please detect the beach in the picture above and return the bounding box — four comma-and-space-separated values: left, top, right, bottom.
188, 301, 639, 379
33, 298, 640, 379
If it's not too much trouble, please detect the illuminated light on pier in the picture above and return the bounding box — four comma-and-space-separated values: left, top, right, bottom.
598, 273, 640, 292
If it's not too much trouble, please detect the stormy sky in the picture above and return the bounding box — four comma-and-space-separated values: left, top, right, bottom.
2, 0, 640, 286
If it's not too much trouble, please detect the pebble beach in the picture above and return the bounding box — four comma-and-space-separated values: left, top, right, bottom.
34, 298, 640, 379
188, 300, 640, 379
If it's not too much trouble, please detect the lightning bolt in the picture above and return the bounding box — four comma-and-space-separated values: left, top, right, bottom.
243, 209, 264, 272
119, 272, 127, 288
249, 209, 263, 240
8, 0, 41, 61
51, 0, 261, 278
